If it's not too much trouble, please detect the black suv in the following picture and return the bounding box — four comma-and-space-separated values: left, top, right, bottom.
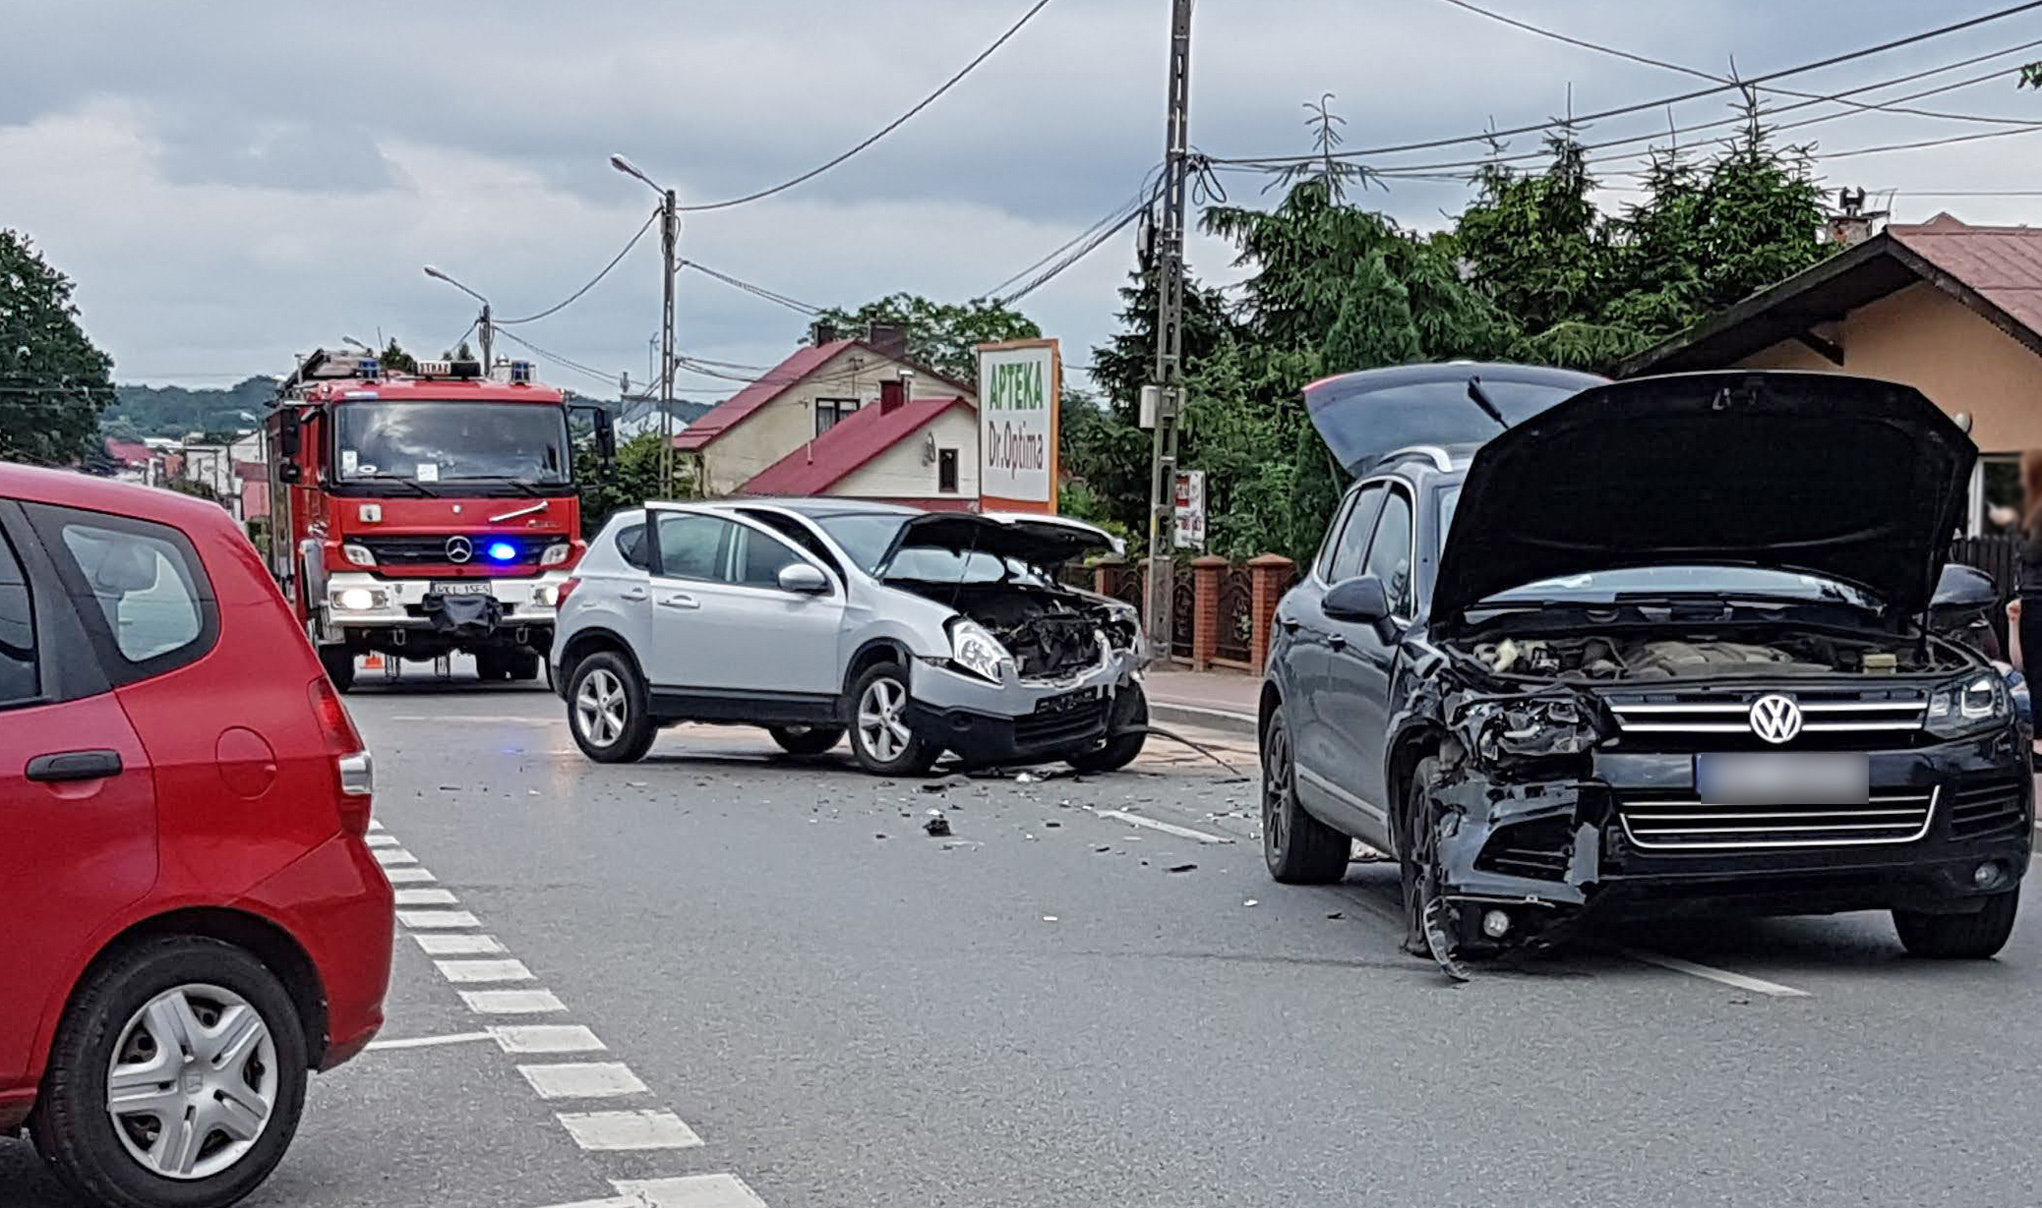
1261, 364, 2031, 974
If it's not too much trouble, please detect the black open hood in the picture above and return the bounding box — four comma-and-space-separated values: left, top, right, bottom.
1305, 362, 1609, 476
1431, 371, 1975, 629
891, 511, 1120, 569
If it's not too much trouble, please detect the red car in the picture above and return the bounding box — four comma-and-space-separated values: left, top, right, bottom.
0, 464, 393, 1208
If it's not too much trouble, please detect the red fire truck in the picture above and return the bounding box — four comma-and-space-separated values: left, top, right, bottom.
264, 348, 614, 691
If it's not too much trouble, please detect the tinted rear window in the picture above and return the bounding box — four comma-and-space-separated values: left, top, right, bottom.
26, 504, 219, 684
0, 529, 35, 706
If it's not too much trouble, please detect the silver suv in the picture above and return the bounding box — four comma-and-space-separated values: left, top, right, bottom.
551, 499, 1148, 775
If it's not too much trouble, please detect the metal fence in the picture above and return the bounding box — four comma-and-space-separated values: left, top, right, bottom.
1949, 534, 2020, 648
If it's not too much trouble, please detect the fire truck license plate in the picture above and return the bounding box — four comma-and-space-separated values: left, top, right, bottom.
431, 582, 495, 596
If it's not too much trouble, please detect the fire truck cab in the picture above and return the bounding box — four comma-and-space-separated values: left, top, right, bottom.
264, 349, 613, 691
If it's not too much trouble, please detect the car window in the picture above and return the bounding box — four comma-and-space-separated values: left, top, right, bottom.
655, 513, 734, 581
60, 521, 206, 663
614, 521, 651, 571
1314, 495, 1357, 581
741, 510, 845, 579
1364, 489, 1415, 617
733, 526, 806, 589
1327, 484, 1386, 583
0, 529, 36, 706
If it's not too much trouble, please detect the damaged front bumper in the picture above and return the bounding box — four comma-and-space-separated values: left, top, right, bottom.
1425, 726, 2034, 952
907, 646, 1142, 766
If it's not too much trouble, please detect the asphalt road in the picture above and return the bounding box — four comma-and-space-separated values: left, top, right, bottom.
8, 667, 2042, 1208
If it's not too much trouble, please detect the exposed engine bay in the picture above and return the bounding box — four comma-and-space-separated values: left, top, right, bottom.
892, 580, 1141, 680
1464, 631, 1967, 680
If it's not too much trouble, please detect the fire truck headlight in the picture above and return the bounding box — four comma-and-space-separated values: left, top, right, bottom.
540, 542, 571, 567
342, 543, 375, 567
334, 587, 385, 612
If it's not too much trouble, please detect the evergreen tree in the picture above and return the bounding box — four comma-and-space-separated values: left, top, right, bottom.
0, 230, 115, 466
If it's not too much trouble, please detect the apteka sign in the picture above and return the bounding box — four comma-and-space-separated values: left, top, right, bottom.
976, 338, 1060, 513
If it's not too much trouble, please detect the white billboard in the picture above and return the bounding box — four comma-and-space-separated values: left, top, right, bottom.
977, 339, 1060, 513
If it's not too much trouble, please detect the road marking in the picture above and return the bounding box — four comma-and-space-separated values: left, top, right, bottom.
415, 933, 507, 956
436, 958, 535, 984
518, 1062, 649, 1100
614, 1175, 772, 1208
393, 714, 563, 726
490, 1024, 607, 1054
1096, 809, 1234, 845
384, 866, 437, 884
1623, 949, 1812, 998
366, 833, 400, 848
398, 909, 481, 929
374, 848, 419, 866
556, 1109, 703, 1151
365, 1031, 497, 1053
367, 818, 386, 832
395, 887, 459, 906
460, 988, 567, 1014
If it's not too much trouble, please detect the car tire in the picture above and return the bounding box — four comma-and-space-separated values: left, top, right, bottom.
1397, 756, 1446, 956
1067, 683, 1149, 774
30, 937, 308, 1208
1260, 704, 1350, 883
317, 646, 355, 693
769, 725, 845, 757
473, 650, 506, 682
568, 652, 656, 763
1894, 891, 2019, 959
507, 650, 542, 682
847, 663, 936, 776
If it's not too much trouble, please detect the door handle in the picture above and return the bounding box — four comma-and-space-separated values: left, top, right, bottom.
659, 592, 700, 610
1327, 633, 1347, 651
619, 587, 649, 602
26, 749, 123, 783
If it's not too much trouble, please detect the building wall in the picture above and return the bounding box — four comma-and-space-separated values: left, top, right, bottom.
830, 405, 980, 501
1736, 282, 2042, 452
701, 347, 975, 495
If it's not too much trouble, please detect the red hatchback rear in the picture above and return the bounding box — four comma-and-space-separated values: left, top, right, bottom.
0, 464, 393, 1208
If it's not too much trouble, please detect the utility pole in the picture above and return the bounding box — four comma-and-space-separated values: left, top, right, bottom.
612, 154, 682, 499
1145, 0, 1193, 660
423, 266, 494, 373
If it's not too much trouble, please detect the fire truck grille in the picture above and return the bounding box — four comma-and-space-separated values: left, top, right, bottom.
354, 534, 551, 568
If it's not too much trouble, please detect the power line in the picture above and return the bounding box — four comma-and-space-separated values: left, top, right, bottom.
680, 260, 824, 315
674, 0, 1054, 212
1214, 1, 2042, 166
981, 167, 1165, 300
493, 329, 625, 390
1819, 119, 2042, 159
998, 194, 1158, 305
495, 210, 660, 326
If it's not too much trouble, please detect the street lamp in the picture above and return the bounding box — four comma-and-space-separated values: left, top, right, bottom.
611, 153, 681, 499
422, 265, 493, 370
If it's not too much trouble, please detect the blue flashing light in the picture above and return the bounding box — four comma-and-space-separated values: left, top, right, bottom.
485, 541, 518, 563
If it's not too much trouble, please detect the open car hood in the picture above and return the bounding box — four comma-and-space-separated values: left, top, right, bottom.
892, 510, 1121, 568
1430, 371, 1975, 630
1305, 362, 1609, 476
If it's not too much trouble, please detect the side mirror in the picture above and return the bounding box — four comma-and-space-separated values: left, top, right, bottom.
1323, 574, 1392, 624
595, 412, 617, 466
278, 410, 302, 458
1932, 562, 1996, 612
277, 462, 303, 485
778, 563, 831, 595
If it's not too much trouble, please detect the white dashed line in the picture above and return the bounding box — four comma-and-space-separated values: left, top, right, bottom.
366, 833, 400, 848
518, 1062, 649, 1100
459, 988, 567, 1015
383, 866, 438, 884
398, 909, 481, 929
556, 1110, 703, 1151
374, 848, 419, 866
1095, 809, 1234, 845
414, 933, 508, 956
614, 1175, 773, 1208
490, 1024, 607, 1054
1623, 949, 1812, 998
395, 887, 459, 906
365, 1031, 497, 1053
435, 958, 535, 984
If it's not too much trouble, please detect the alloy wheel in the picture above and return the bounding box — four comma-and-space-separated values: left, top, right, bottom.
575, 668, 626, 747
1263, 721, 1292, 860
105, 984, 277, 1181
857, 677, 912, 764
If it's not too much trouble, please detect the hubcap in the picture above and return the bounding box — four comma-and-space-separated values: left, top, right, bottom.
1263, 721, 1291, 861
856, 677, 912, 764
575, 668, 628, 747
106, 985, 277, 1181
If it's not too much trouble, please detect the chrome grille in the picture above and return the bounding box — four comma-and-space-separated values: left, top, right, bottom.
1946, 777, 2027, 840
1618, 787, 1937, 850
1605, 688, 1925, 744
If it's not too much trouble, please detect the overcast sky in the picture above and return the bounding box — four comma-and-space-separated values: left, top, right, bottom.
3, 0, 2038, 393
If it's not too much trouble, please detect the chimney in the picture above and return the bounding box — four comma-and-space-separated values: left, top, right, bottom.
1824, 187, 1888, 247
809, 318, 839, 346
866, 322, 908, 360
879, 379, 906, 414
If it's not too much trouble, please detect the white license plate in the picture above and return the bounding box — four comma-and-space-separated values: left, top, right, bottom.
431, 582, 495, 596
1696, 752, 1869, 805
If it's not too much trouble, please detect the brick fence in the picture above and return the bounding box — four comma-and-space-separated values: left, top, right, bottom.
1092, 554, 1296, 675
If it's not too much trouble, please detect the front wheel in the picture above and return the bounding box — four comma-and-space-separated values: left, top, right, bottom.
1067, 683, 1148, 774
317, 645, 355, 693
30, 937, 308, 1208
769, 725, 845, 757
1894, 892, 2019, 959
847, 664, 936, 776
1261, 704, 1350, 883
568, 652, 655, 763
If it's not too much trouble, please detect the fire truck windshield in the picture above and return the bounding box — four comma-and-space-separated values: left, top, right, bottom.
334, 400, 572, 487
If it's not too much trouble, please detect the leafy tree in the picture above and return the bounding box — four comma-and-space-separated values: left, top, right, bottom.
0, 230, 115, 465
379, 338, 418, 374
574, 428, 685, 536
813, 294, 1040, 382
107, 376, 277, 438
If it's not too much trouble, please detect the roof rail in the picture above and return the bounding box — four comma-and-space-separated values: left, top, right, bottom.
1376, 445, 1453, 473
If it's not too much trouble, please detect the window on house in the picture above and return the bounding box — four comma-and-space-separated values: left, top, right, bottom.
815, 398, 860, 437
938, 448, 959, 494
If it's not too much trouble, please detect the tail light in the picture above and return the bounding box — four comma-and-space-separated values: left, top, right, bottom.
556, 577, 581, 607
308, 676, 374, 834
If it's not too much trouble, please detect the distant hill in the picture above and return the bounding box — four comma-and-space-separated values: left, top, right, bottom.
104, 380, 715, 441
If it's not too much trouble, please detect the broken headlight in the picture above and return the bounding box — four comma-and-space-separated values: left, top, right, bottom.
1464, 695, 1599, 764
947, 618, 1013, 683
1924, 672, 2011, 739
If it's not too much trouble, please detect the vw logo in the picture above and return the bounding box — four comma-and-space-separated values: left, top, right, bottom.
445, 535, 473, 564
1748, 693, 1803, 744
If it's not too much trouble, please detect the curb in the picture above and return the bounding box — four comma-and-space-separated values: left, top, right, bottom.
1149, 699, 1258, 738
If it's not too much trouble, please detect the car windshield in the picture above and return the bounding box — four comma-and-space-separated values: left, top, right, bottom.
334, 401, 571, 483
812, 513, 910, 574
1482, 564, 1878, 609
811, 512, 1049, 583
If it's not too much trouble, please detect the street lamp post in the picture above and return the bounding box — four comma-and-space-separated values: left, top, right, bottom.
611, 154, 681, 499
422, 266, 493, 370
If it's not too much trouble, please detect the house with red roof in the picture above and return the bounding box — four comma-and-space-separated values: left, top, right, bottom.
677, 328, 977, 502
